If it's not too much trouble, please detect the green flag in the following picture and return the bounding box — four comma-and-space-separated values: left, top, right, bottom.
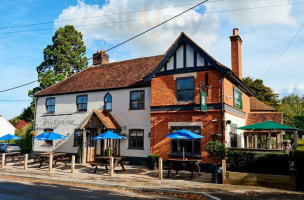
200, 90, 207, 112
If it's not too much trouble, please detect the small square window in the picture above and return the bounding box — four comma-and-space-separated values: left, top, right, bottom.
129, 129, 144, 149
130, 90, 145, 110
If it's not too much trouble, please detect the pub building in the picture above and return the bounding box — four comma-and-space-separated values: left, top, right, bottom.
33, 29, 283, 164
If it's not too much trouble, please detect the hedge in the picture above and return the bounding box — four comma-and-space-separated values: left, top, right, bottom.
227, 150, 290, 175
298, 139, 304, 147
294, 146, 304, 171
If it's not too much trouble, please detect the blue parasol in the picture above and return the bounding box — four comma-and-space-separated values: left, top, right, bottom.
34, 132, 67, 141
166, 129, 204, 160
93, 131, 125, 157
34, 132, 67, 151
93, 131, 126, 140
0, 134, 21, 141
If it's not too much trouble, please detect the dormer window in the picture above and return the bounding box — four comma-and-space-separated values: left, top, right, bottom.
104, 93, 112, 111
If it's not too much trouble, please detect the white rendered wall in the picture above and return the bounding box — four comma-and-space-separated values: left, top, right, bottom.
0, 116, 15, 137
224, 112, 246, 148
34, 87, 151, 158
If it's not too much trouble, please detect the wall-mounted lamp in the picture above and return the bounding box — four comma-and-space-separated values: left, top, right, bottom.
226, 120, 232, 125
212, 119, 217, 122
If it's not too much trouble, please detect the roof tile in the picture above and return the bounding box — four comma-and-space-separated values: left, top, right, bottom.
35, 55, 163, 96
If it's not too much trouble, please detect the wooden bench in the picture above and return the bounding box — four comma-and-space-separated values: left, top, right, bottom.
121, 161, 129, 165
89, 161, 110, 173
53, 157, 70, 166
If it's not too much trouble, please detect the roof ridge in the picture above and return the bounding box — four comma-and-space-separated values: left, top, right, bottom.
93, 54, 164, 68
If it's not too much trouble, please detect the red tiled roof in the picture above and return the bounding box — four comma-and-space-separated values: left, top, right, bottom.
250, 97, 276, 111
35, 55, 164, 96
80, 109, 121, 129
94, 109, 121, 129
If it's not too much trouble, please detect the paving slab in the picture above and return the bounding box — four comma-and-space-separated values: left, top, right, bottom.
0, 160, 303, 200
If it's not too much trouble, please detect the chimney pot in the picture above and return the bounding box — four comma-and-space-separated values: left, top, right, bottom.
233, 28, 239, 35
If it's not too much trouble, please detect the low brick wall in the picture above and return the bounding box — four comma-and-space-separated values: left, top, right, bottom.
221, 160, 296, 190
223, 171, 296, 190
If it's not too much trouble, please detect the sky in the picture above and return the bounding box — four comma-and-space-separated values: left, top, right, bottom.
0, 0, 304, 119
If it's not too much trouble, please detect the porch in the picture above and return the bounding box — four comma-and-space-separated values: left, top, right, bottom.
80, 109, 122, 163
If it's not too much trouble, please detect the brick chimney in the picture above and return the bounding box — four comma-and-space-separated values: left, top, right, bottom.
93, 50, 109, 66
230, 28, 242, 79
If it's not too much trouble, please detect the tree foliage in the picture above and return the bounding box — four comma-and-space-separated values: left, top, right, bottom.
278, 94, 304, 129
15, 122, 33, 154
29, 25, 88, 96
243, 77, 279, 109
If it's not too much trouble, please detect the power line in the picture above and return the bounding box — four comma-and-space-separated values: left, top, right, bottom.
261, 22, 304, 78
206, 1, 304, 14
0, 1, 219, 30
0, 80, 38, 93
105, 0, 208, 52
0, 100, 32, 102
1, 1, 304, 35
0, 1, 208, 94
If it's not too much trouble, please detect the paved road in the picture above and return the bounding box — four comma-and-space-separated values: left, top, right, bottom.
0, 178, 170, 200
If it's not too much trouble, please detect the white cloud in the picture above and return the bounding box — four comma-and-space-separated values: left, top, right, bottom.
53, 0, 303, 99
54, 0, 219, 58
280, 81, 304, 97
208, 0, 296, 27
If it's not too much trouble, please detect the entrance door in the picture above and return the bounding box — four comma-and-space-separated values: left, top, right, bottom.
86, 128, 97, 162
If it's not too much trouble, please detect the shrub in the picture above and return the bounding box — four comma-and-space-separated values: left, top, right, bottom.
294, 146, 304, 171
15, 123, 32, 154
298, 139, 304, 147
147, 154, 158, 170
227, 150, 290, 175
148, 154, 159, 163
204, 141, 227, 161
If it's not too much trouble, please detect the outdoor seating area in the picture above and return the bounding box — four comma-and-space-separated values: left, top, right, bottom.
0, 152, 23, 164
89, 156, 128, 173
34, 152, 69, 168
164, 159, 202, 179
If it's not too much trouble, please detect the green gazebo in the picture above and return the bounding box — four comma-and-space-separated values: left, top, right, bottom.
237, 121, 299, 150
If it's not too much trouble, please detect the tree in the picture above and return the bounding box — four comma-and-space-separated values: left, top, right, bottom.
243, 77, 279, 109
29, 25, 88, 96
278, 94, 304, 128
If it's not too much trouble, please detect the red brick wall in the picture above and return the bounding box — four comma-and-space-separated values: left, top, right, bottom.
223, 78, 250, 114
150, 111, 222, 162
151, 70, 222, 106
247, 112, 283, 125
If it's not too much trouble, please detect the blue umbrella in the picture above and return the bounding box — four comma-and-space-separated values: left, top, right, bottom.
166, 129, 204, 160
93, 131, 126, 140
0, 134, 22, 141
34, 132, 67, 141
166, 129, 204, 140
34, 132, 67, 151
93, 131, 125, 157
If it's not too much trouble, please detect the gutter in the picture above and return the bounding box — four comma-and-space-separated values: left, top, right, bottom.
220, 78, 224, 141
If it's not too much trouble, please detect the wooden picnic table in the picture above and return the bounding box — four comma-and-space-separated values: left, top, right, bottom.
165, 159, 202, 179
90, 156, 128, 173
37, 152, 69, 168
0, 152, 22, 164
